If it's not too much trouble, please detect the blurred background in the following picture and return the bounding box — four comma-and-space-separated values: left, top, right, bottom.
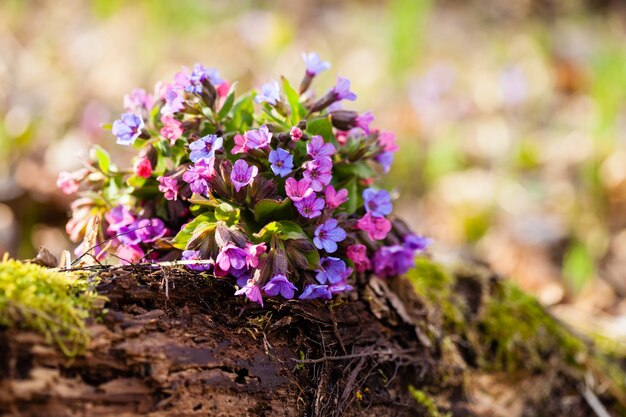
1, 0, 626, 342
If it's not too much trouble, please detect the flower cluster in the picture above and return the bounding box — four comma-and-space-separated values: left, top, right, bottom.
60, 53, 430, 306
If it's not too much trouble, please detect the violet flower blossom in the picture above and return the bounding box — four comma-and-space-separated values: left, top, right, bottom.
231, 159, 258, 192
157, 176, 179, 201
363, 188, 393, 217
112, 113, 144, 145
313, 218, 346, 253
269, 148, 294, 177
316, 257, 353, 285
235, 280, 264, 306
285, 178, 314, 202
299, 284, 332, 300
189, 134, 223, 163
263, 274, 297, 299
303, 158, 333, 192
183, 159, 215, 195
255, 80, 281, 105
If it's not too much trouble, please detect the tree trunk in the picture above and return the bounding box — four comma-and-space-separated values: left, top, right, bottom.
0, 261, 624, 416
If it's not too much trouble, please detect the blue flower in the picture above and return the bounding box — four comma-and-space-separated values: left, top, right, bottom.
299, 284, 332, 300
189, 134, 223, 163
112, 113, 144, 145
255, 80, 281, 105
363, 188, 393, 217
313, 218, 346, 253
268, 148, 294, 177
316, 257, 353, 285
263, 274, 297, 299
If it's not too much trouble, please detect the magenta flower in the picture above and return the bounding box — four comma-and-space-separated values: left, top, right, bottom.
189, 134, 223, 163
133, 157, 153, 178
183, 159, 215, 195
181, 250, 212, 271
235, 280, 264, 306
231, 134, 248, 154
105, 205, 135, 235
135, 218, 167, 243
245, 125, 272, 150
324, 185, 348, 209
363, 188, 393, 217
263, 274, 297, 299
295, 194, 325, 219
245, 242, 267, 268
316, 257, 353, 285
112, 113, 144, 146
299, 284, 332, 300
313, 218, 346, 253
332, 77, 357, 101
116, 244, 145, 265
124, 88, 153, 112
290, 126, 303, 141
356, 213, 391, 241
255, 80, 281, 105
285, 177, 314, 202
378, 131, 399, 152
160, 116, 184, 144
268, 148, 294, 177
355, 111, 375, 133
231, 159, 258, 192
216, 243, 248, 272
306, 135, 335, 160
346, 244, 371, 272
303, 158, 333, 192
302, 52, 331, 76
157, 175, 179, 201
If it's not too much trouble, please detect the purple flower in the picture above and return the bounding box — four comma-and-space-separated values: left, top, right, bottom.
404, 234, 432, 251
268, 148, 294, 177
285, 177, 314, 202
263, 274, 297, 299
231, 159, 258, 192
363, 188, 393, 217
332, 77, 357, 101
255, 80, 281, 105
233, 268, 251, 287
124, 88, 153, 112
302, 52, 331, 76
245, 242, 267, 268
328, 282, 353, 295
216, 244, 248, 272
181, 250, 212, 271
303, 158, 333, 192
324, 185, 348, 209
189, 134, 223, 163
183, 159, 215, 195
355, 111, 374, 133
159, 83, 185, 115
306, 135, 335, 160
373, 245, 416, 278
316, 257, 353, 285
135, 218, 167, 243
299, 284, 332, 300
295, 194, 325, 219
157, 176, 179, 201
313, 218, 346, 253
117, 224, 140, 245
235, 280, 264, 306
245, 125, 272, 150
375, 151, 394, 174
175, 64, 223, 94
112, 113, 144, 146
105, 205, 135, 235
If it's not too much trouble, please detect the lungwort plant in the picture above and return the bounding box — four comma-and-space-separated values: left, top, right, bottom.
58, 53, 430, 306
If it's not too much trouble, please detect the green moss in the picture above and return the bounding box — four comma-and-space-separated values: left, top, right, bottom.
0, 256, 102, 357
408, 385, 451, 417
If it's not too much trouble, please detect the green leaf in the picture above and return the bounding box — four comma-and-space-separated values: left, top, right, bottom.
217, 90, 236, 121
342, 178, 359, 215
304, 247, 321, 270
253, 198, 293, 223
214, 202, 240, 225
228, 94, 254, 131
253, 220, 308, 242
170, 213, 216, 249
334, 161, 376, 180
282, 76, 304, 125
126, 175, 146, 188
91, 145, 111, 174
307, 116, 335, 144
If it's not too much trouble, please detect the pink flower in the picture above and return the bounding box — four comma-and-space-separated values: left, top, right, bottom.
232, 134, 248, 154
133, 157, 153, 178
217, 80, 230, 98
231, 159, 258, 192
56, 171, 81, 194
160, 116, 184, 144
324, 185, 348, 209
347, 244, 371, 272
245, 242, 267, 268
378, 131, 398, 152
295, 194, 325, 219
290, 126, 303, 141
116, 244, 145, 264
157, 176, 179, 200
306, 135, 335, 160
235, 280, 264, 306
355, 111, 374, 133
285, 177, 314, 202
356, 213, 391, 241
